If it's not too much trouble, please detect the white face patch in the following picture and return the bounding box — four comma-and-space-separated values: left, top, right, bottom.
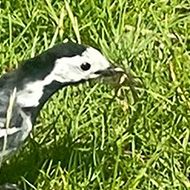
52, 47, 111, 82
17, 47, 111, 108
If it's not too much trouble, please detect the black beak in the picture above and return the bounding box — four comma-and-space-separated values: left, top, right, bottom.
95, 66, 124, 77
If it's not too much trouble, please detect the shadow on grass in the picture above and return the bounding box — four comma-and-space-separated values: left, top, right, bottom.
0, 137, 74, 186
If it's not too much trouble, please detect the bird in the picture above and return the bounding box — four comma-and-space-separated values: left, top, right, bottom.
0, 42, 124, 165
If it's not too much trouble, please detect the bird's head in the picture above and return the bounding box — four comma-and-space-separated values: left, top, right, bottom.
16, 42, 126, 109
42, 42, 123, 85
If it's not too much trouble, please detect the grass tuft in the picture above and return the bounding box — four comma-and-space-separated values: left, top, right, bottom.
1, 0, 190, 189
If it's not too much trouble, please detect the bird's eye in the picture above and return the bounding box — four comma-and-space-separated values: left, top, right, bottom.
80, 62, 91, 71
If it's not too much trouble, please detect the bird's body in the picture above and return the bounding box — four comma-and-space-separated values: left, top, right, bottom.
0, 42, 123, 164
0, 69, 33, 162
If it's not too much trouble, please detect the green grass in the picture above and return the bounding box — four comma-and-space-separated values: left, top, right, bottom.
1, 0, 190, 189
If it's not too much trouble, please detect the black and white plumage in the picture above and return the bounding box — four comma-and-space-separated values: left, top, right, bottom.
0, 42, 123, 164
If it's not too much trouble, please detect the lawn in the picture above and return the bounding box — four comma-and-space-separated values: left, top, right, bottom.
0, 0, 190, 189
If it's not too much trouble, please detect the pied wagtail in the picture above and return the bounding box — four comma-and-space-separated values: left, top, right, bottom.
0, 42, 124, 164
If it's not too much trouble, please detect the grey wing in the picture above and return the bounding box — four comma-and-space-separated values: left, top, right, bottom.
0, 114, 23, 164
0, 102, 32, 164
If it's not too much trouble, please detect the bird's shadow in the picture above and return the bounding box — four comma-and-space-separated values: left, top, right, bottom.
0, 134, 74, 187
